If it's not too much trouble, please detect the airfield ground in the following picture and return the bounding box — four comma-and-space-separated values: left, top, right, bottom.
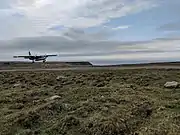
0, 62, 180, 135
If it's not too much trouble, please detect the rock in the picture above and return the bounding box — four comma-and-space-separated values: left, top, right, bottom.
13, 83, 21, 87
101, 95, 105, 98
63, 103, 72, 111
47, 95, 61, 101
56, 76, 67, 80
164, 81, 179, 88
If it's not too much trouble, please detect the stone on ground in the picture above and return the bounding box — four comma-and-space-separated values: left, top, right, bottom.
164, 81, 179, 88
56, 76, 67, 80
46, 95, 61, 101
13, 83, 21, 87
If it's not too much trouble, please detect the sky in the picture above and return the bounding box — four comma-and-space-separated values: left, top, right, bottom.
0, 0, 180, 65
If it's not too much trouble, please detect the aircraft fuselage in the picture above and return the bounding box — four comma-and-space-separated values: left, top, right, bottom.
13, 51, 57, 63
29, 56, 47, 62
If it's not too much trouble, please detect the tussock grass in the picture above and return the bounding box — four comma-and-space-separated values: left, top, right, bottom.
0, 69, 180, 135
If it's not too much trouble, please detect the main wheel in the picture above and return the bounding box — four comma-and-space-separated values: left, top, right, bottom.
43, 60, 46, 63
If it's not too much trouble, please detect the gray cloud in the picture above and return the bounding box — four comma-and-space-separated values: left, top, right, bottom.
1, 32, 180, 64
0, 0, 180, 65
0, 36, 120, 53
61, 28, 110, 41
77, 0, 156, 19
158, 22, 180, 31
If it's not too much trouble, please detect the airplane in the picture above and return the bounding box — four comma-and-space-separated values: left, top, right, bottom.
13, 51, 57, 63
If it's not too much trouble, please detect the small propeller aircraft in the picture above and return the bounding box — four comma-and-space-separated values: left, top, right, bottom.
13, 51, 57, 63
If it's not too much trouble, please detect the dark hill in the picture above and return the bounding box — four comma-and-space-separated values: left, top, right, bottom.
0, 61, 93, 70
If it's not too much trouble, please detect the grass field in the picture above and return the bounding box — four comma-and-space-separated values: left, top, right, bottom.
0, 69, 180, 135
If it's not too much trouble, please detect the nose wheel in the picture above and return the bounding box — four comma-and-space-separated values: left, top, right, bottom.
43, 60, 46, 63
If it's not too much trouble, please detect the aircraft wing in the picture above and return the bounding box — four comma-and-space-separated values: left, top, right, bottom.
13, 56, 31, 59
45, 55, 58, 57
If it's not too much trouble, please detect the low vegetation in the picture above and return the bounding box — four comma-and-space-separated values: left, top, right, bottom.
0, 69, 180, 135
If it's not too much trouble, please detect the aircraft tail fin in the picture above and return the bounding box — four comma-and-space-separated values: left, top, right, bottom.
29, 51, 31, 56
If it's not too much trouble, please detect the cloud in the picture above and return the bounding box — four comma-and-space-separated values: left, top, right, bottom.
62, 28, 110, 41
1, 0, 180, 65
158, 22, 180, 31
1, 34, 180, 64
112, 25, 131, 30
0, 0, 157, 39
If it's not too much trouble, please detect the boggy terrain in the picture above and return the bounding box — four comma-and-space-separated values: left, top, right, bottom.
0, 69, 180, 135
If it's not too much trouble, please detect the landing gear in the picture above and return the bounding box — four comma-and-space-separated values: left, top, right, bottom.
43, 60, 46, 63
32, 60, 35, 63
